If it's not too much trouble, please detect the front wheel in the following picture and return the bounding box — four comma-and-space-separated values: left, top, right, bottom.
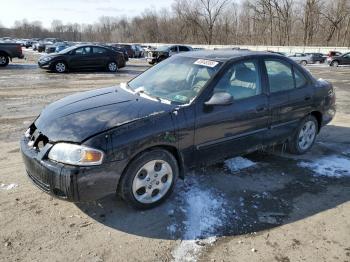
119, 149, 179, 209
301, 60, 307, 66
107, 61, 118, 72
0, 55, 9, 67
53, 61, 67, 73
288, 115, 318, 155
331, 60, 339, 67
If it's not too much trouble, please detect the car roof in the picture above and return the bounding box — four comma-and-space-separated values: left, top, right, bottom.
178, 50, 283, 62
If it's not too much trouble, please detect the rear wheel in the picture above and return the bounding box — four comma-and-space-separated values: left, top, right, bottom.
119, 149, 178, 209
331, 60, 339, 67
53, 61, 67, 73
288, 115, 318, 155
107, 61, 118, 72
301, 60, 307, 66
0, 55, 9, 67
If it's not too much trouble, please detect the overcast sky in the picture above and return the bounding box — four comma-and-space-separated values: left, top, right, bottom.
1, 0, 174, 28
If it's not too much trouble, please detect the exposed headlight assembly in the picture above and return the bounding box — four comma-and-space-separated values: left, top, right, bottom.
48, 143, 104, 166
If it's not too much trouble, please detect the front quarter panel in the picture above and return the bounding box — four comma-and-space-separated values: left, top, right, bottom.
84, 111, 178, 175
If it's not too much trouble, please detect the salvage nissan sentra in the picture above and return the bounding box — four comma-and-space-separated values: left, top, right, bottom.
20, 51, 336, 209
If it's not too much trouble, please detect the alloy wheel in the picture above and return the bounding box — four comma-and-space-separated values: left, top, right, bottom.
298, 120, 317, 151
132, 160, 173, 204
55, 62, 66, 73
108, 62, 117, 72
0, 56, 6, 65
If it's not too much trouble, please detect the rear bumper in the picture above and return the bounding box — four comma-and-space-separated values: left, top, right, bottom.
20, 136, 123, 202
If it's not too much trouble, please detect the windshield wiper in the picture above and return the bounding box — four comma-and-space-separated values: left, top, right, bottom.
135, 88, 172, 104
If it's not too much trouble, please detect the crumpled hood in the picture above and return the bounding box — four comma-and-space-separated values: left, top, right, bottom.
35, 86, 174, 143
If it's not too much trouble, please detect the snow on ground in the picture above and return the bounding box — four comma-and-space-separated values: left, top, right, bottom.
171, 177, 228, 262
0, 183, 18, 190
224, 156, 256, 173
298, 155, 350, 178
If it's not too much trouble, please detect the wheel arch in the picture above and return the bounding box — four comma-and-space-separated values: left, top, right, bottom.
117, 144, 185, 192
53, 60, 69, 71
310, 111, 322, 132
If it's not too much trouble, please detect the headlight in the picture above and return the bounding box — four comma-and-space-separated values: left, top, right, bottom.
48, 143, 104, 166
40, 56, 52, 62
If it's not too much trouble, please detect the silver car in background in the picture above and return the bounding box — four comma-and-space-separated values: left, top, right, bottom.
288, 53, 313, 66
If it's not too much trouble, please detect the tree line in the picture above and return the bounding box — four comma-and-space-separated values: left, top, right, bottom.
1, 0, 350, 47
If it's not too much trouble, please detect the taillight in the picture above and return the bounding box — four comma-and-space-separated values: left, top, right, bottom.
17, 45, 22, 54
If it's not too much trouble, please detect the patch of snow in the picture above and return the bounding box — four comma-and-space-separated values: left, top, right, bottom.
0, 183, 18, 190
224, 156, 256, 172
299, 155, 350, 178
171, 178, 227, 262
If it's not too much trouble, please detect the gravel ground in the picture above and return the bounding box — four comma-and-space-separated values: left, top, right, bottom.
0, 49, 349, 262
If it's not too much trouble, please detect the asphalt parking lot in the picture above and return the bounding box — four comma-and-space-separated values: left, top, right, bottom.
0, 50, 350, 262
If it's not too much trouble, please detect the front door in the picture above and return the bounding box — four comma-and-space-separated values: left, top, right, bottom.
194, 59, 269, 165
69, 46, 94, 69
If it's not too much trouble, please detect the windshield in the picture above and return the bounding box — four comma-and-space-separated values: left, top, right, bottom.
128, 56, 222, 104
58, 45, 77, 54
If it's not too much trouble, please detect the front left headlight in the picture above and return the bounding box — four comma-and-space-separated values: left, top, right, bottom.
40, 56, 52, 62
48, 143, 104, 166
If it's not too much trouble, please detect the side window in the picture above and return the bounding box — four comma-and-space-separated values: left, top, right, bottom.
294, 67, 308, 88
75, 47, 90, 55
265, 60, 294, 93
179, 46, 189, 52
170, 46, 178, 52
93, 47, 107, 54
213, 60, 261, 100
74, 47, 85, 55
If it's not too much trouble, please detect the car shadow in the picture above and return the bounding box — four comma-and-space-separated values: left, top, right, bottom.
76, 124, 350, 241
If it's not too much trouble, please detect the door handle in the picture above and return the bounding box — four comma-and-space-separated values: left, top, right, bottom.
304, 96, 311, 101
256, 106, 267, 112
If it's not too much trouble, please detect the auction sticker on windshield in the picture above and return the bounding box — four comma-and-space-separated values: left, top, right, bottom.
194, 59, 219, 68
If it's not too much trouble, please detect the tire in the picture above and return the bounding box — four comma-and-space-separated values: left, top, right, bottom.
119, 149, 179, 209
331, 60, 339, 67
288, 115, 318, 155
0, 55, 9, 67
301, 60, 307, 66
107, 61, 118, 72
53, 61, 67, 73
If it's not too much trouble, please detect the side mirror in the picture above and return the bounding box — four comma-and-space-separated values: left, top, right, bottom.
204, 92, 233, 106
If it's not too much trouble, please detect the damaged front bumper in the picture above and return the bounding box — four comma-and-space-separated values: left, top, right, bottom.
20, 136, 123, 202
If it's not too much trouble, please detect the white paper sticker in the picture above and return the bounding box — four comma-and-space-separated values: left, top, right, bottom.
194, 59, 219, 68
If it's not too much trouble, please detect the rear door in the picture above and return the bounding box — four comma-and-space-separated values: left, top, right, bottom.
263, 58, 313, 143
92, 47, 110, 68
194, 58, 269, 165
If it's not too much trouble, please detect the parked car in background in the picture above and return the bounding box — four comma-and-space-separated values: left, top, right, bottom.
0, 43, 24, 67
38, 44, 125, 73
21, 51, 335, 209
55, 43, 72, 53
147, 45, 193, 64
305, 53, 326, 63
37, 38, 61, 52
107, 44, 129, 61
133, 45, 144, 58
116, 44, 135, 58
288, 53, 313, 66
24, 40, 34, 48
327, 52, 350, 67
45, 42, 71, 53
